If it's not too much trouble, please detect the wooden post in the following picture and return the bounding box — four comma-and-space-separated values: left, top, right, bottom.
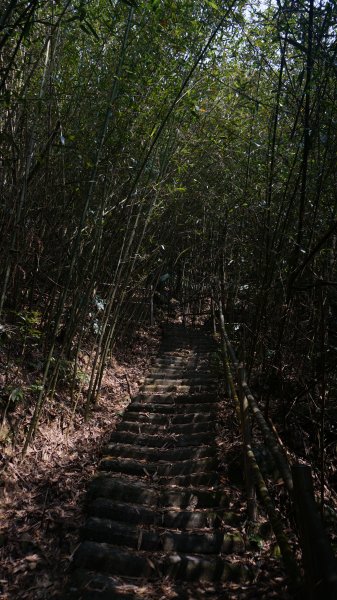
292, 464, 337, 599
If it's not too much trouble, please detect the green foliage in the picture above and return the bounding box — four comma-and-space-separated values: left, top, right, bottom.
58, 359, 89, 389
8, 387, 24, 404
17, 311, 42, 340
29, 383, 44, 394
248, 533, 264, 550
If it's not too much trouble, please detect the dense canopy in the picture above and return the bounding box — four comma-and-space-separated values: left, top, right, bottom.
1, 0, 337, 475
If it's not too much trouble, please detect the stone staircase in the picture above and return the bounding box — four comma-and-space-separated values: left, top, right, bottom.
66, 324, 250, 599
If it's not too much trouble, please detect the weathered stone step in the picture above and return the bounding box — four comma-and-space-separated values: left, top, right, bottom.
160, 487, 227, 509
72, 542, 249, 582
66, 572, 138, 600
160, 330, 212, 336
149, 350, 214, 364
149, 366, 212, 375
159, 473, 218, 489
124, 411, 214, 425
116, 419, 215, 435
100, 464, 218, 487
102, 443, 217, 462
126, 401, 219, 414
88, 498, 157, 524
134, 393, 218, 405
99, 456, 217, 477
148, 369, 211, 378
159, 352, 215, 358
88, 476, 228, 509
82, 517, 245, 554
143, 379, 215, 390
145, 375, 214, 384
88, 476, 156, 506
109, 430, 214, 448
88, 499, 240, 529
139, 383, 216, 394
160, 337, 215, 344
149, 366, 204, 374
161, 508, 241, 529
160, 348, 215, 354
151, 358, 210, 367
160, 333, 214, 340
160, 328, 212, 336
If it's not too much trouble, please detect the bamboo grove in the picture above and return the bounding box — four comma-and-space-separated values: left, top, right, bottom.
1, 0, 337, 489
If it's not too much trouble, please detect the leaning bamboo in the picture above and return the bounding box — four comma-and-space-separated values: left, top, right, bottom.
218, 299, 257, 521
218, 301, 301, 589
246, 445, 301, 588
222, 324, 294, 493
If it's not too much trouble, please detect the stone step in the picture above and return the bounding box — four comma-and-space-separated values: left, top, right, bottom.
149, 366, 212, 375
148, 369, 211, 378
151, 358, 211, 367
147, 372, 215, 380
139, 384, 216, 394
82, 517, 245, 554
125, 401, 219, 414
65, 574, 243, 600
158, 483, 224, 506
102, 443, 217, 462
160, 340, 214, 344
72, 542, 249, 582
99, 456, 217, 477
88, 499, 240, 529
66, 572, 138, 600
145, 375, 215, 384
160, 329, 212, 335
109, 430, 214, 448
159, 352, 215, 359
160, 338, 215, 345
116, 420, 215, 435
160, 334, 214, 340
134, 394, 218, 405
67, 570, 240, 600
150, 362, 213, 377
100, 464, 218, 488
123, 411, 214, 425
88, 476, 228, 509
